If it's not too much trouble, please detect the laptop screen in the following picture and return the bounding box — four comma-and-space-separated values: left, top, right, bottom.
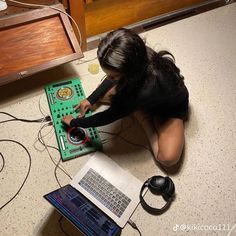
44, 185, 121, 236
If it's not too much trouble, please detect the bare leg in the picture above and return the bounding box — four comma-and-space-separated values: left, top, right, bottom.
134, 110, 185, 167
153, 118, 185, 167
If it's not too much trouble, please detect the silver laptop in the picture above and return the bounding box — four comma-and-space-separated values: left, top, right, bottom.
70, 151, 144, 228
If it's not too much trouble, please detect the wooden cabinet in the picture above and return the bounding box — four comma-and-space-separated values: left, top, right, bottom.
0, 1, 83, 86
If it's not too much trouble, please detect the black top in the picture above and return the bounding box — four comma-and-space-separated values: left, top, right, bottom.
70, 75, 189, 128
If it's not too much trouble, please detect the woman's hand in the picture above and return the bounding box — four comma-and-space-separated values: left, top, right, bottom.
74, 99, 92, 117
61, 115, 74, 126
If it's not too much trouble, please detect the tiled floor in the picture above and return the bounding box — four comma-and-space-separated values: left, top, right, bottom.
0, 3, 235, 236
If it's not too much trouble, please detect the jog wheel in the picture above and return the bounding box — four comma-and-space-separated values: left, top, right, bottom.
56, 87, 74, 100
67, 127, 88, 145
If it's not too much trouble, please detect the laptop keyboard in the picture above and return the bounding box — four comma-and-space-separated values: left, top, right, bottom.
79, 168, 131, 218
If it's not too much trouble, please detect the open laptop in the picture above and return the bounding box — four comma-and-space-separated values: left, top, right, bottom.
44, 152, 145, 234
44, 184, 121, 236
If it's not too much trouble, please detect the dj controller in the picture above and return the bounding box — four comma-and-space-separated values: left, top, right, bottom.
45, 78, 102, 161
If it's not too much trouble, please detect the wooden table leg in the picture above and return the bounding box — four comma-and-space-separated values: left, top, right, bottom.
68, 0, 87, 51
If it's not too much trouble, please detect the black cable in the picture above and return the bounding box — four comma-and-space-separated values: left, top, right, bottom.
37, 123, 72, 185
38, 94, 50, 117
0, 119, 45, 124
99, 122, 125, 144
0, 111, 51, 124
99, 117, 151, 151
0, 111, 17, 119
0, 139, 31, 210
0, 111, 68, 208
99, 117, 133, 144
100, 130, 151, 152
128, 219, 142, 236
38, 123, 72, 179
54, 159, 62, 188
0, 152, 5, 173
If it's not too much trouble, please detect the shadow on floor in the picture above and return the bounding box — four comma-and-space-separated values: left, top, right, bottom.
38, 209, 83, 236
0, 63, 78, 107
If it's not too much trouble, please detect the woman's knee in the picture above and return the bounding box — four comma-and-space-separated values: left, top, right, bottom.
155, 150, 180, 167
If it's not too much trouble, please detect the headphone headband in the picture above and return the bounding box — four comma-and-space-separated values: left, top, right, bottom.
139, 176, 175, 215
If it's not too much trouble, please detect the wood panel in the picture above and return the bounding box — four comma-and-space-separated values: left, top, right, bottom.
0, 16, 74, 77
0, 4, 83, 86
85, 0, 208, 37
3, 0, 85, 48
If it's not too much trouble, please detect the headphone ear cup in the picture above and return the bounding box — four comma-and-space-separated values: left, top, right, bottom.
162, 177, 175, 201
149, 176, 167, 194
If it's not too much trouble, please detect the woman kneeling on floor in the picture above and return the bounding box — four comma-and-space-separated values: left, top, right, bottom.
62, 28, 189, 167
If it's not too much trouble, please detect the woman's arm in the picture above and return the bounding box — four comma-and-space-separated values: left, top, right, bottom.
87, 77, 115, 105
69, 101, 136, 128
72, 78, 115, 117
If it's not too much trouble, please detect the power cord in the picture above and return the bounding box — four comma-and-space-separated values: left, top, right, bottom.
0, 130, 70, 235
0, 139, 31, 210
0, 152, 5, 173
38, 93, 51, 118
100, 129, 151, 151
99, 117, 133, 144
99, 118, 151, 152
0, 100, 72, 235
128, 219, 142, 236
37, 122, 72, 186
0, 111, 51, 124
0, 110, 71, 200
37, 121, 73, 236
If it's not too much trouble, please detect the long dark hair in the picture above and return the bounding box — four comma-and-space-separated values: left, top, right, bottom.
146, 47, 185, 94
97, 28, 184, 97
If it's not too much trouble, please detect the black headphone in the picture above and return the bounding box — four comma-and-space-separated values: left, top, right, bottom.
139, 175, 175, 215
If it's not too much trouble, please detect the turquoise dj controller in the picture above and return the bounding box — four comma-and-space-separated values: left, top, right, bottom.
45, 78, 102, 161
